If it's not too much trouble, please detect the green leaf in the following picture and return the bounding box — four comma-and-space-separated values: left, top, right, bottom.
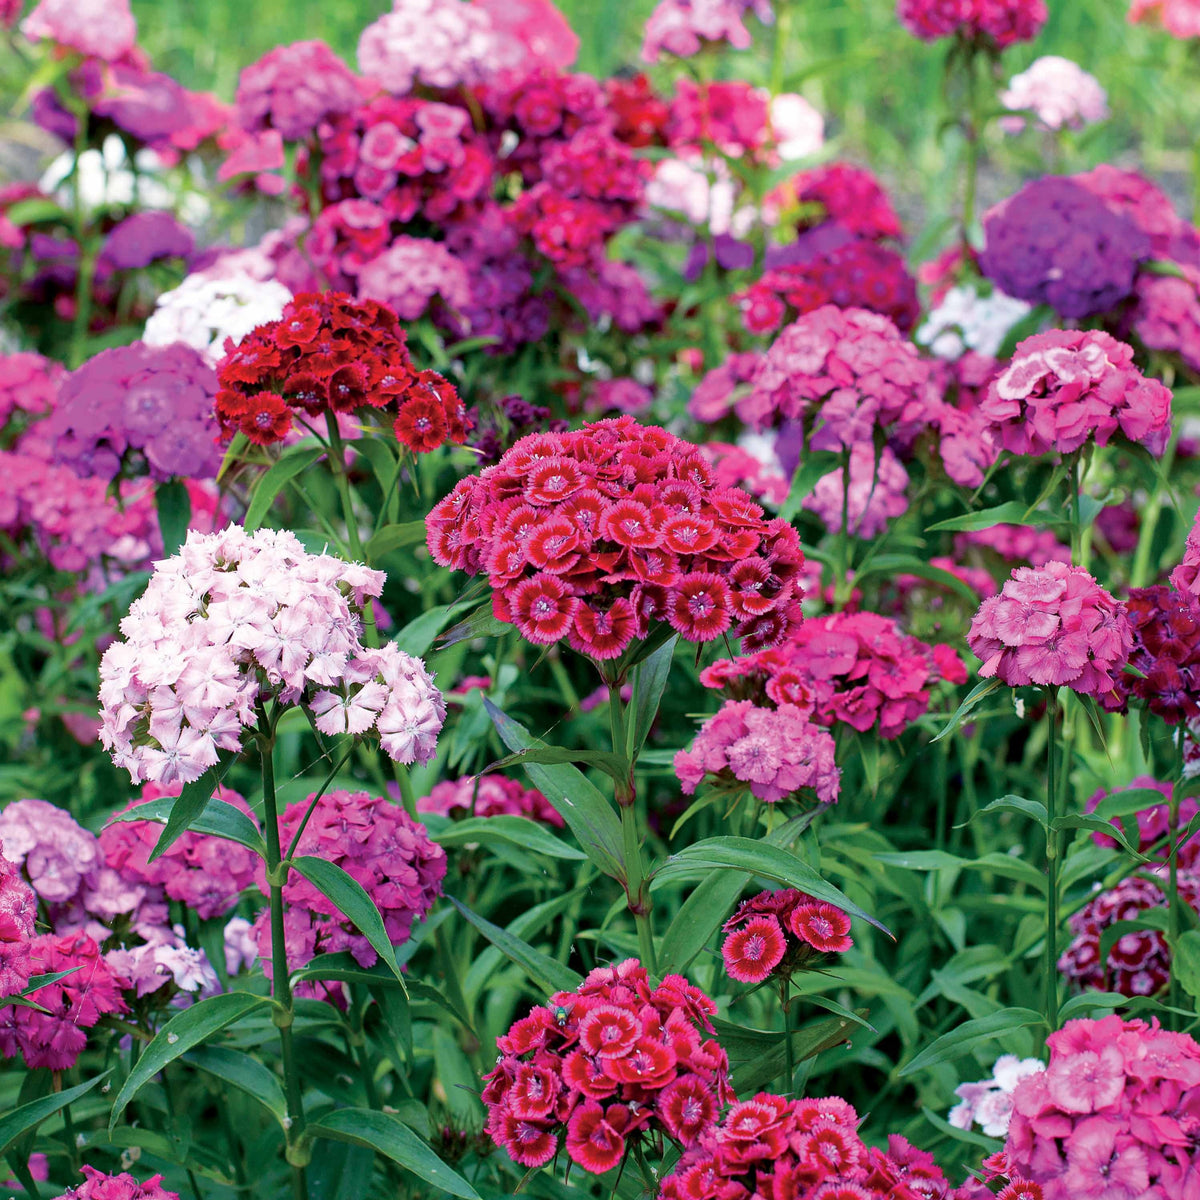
659, 870, 745, 976
109, 992, 273, 1130
654, 837, 889, 934
365, 521, 427, 564
920, 1105, 1003, 1151
436, 605, 510, 650
716, 1013, 859, 1094
926, 501, 1067, 533
898, 1007, 1045, 1076
430, 814, 585, 860
292, 952, 405, 989
932, 677, 1003, 743
854, 554, 985, 607
4, 198, 68, 226
976, 795, 1049, 829
185, 1045, 287, 1125
630, 634, 677, 760
394, 600, 477, 658
108, 793, 266, 859
155, 480, 191, 558
0, 1071, 109, 1157
875, 849, 1047, 894
780, 452, 842, 522
489, 745, 631, 788
485, 700, 625, 882
245, 445, 325, 531
148, 756, 234, 863
309, 1109, 480, 1199
448, 895, 583, 995
291, 857, 406, 988
1052, 813, 1151, 862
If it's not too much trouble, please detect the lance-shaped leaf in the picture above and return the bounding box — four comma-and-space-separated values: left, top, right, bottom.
0, 1072, 110, 1158
108, 792, 267, 859
185, 1045, 287, 1125
898, 1007, 1046, 1077
148, 755, 235, 862
244, 444, 325, 531
429, 814, 586, 860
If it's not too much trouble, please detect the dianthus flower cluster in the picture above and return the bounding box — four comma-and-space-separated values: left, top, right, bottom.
967, 562, 1132, 695
642, 0, 772, 61
701, 439, 789, 509
357, 0, 495, 94
483, 959, 732, 1172
98, 213, 194, 273
721, 888, 851, 983
1103, 586, 1200, 722
22, 0, 137, 60
1059, 869, 1200, 997
101, 784, 260, 920
1128, 0, 1200, 36
419, 775, 564, 827
896, 0, 1047, 47
143, 271, 292, 366
98, 526, 446, 785
0, 843, 36, 999
0, 798, 102, 910
660, 1091, 950, 1200
1000, 56, 1109, 132
234, 40, 365, 141
688, 351, 763, 422
468, 392, 567, 465
737, 236, 919, 335
316, 97, 493, 223
701, 611, 968, 739
1004, 1015, 1200, 1197
426, 416, 807, 656
955, 525, 1071, 569
44, 342, 221, 483
213, 291, 471, 452
1172, 508, 1200, 601
353, 232, 472, 321
675, 700, 841, 804
1086, 776, 1199, 863
1132, 267, 1200, 375
1076, 163, 1200, 264
605, 74, 671, 147
980, 330, 1172, 457
768, 161, 904, 243
586, 378, 654, 416
806, 443, 910, 538
0, 351, 60, 438
51, 1167, 180, 1200
949, 1055, 1045, 1138
0, 932, 127, 1070
979, 177, 1151, 319
252, 790, 445, 991
917, 283, 1031, 361
926, 374, 1003, 491
738, 306, 935, 450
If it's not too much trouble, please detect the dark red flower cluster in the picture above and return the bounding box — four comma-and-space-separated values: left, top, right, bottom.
317, 96, 494, 225
426, 416, 806, 658
214, 291, 471, 452
1104, 586, 1200, 723
700, 611, 967, 739
737, 236, 920, 335
660, 1091, 950, 1200
1059, 871, 1200, 998
483, 958, 732, 1173
667, 79, 772, 159
896, 0, 1048, 48
604, 74, 671, 148
767, 161, 904, 243
721, 888, 852, 984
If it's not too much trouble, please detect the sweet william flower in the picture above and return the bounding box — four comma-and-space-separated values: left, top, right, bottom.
721, 888, 852, 984
49, 1166, 180, 1200
0, 842, 36, 999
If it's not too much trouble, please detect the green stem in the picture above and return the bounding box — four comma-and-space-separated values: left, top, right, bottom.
781, 979, 795, 1094
261, 728, 311, 1200
769, 2, 793, 96
1130, 425, 1180, 588
1044, 688, 1061, 1032
959, 41, 981, 244
351, 987, 382, 1110
67, 109, 95, 370
1170, 730, 1187, 1023
9, 1156, 42, 1200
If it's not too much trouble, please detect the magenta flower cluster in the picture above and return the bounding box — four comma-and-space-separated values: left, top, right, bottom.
50, 1167, 180, 1200
968, 563, 1132, 695
419, 775, 564, 828
675, 699, 840, 804
98, 527, 445, 785
0, 841, 36, 1000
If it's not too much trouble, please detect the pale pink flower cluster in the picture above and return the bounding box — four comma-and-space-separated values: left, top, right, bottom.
642, 0, 773, 62
0, 841, 36, 999
968, 562, 1132, 694
1129, 0, 1200, 37
983, 329, 1173, 457
252, 789, 445, 997
419, 775, 564, 827
1005, 1015, 1200, 1198
949, 1054, 1045, 1137
675, 700, 840, 804
357, 0, 496, 94
806, 443, 910, 538
22, 0, 137, 61
1000, 57, 1109, 133
769, 94, 825, 163
98, 527, 445, 785
105, 930, 219, 999
355, 236, 472, 322
0, 798, 101, 907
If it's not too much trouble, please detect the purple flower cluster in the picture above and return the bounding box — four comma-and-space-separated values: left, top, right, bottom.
0, 841, 36, 999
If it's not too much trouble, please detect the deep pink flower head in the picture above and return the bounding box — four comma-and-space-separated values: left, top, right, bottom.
0, 351, 61, 433
1105, 586, 1200, 723
1172, 507, 1200, 600
767, 161, 903, 242
426, 416, 807, 658
100, 783, 260, 920
721, 888, 851, 983
98, 527, 445, 785
50, 1166, 180, 1200
968, 562, 1131, 695
484, 959, 730, 1173
956, 525, 1072, 569
1129, 0, 1200, 37
739, 306, 935, 451
981, 330, 1172, 457
0, 841, 36, 999
235, 41, 366, 141
22, 0, 136, 60
642, 0, 773, 62
896, 0, 1047, 47
252, 790, 444, 994
1074, 163, 1200, 265
675, 700, 840, 804
687, 351, 763, 422
1005, 1015, 1200, 1199
1085, 776, 1200, 864
418, 775, 563, 827
0, 932, 127, 1070
703, 611, 966, 739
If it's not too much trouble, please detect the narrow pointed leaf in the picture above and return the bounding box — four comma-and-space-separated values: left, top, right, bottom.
245, 445, 324, 531
429, 814, 585, 860
932, 677, 1003, 743
448, 895, 582, 994
630, 634, 677, 759
185, 1045, 287, 1124
898, 1007, 1045, 1077
0, 1072, 109, 1157
109, 793, 266, 858
148, 756, 234, 863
